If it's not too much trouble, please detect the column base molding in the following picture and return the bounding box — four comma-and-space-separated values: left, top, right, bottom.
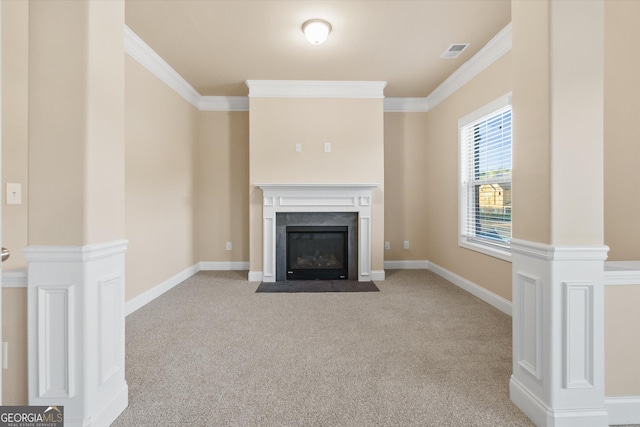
25, 240, 129, 427
510, 238, 609, 427
510, 376, 609, 427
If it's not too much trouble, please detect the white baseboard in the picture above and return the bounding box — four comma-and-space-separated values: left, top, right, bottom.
384, 260, 429, 269
606, 395, 640, 425
200, 261, 249, 271
426, 260, 512, 316
510, 376, 611, 427
371, 270, 386, 281
125, 263, 199, 316
248, 271, 263, 282
510, 376, 550, 427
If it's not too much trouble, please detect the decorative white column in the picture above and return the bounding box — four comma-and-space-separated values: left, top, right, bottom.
510, 240, 609, 426
510, 1, 607, 425
25, 241, 128, 427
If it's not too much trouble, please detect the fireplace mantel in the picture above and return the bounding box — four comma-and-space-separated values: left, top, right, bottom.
254, 183, 380, 282
257, 183, 379, 194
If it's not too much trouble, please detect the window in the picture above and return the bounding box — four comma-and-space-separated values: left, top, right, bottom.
459, 94, 512, 261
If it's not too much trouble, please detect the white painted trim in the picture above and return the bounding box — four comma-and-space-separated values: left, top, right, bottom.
248, 271, 263, 282
64, 382, 128, 427
605, 396, 640, 425
199, 96, 249, 112
510, 238, 609, 426
124, 26, 200, 108
371, 270, 386, 281
383, 98, 429, 113
2, 268, 27, 288
125, 263, 199, 316
125, 25, 511, 113
255, 183, 379, 192
26, 241, 128, 425
509, 376, 552, 427
199, 261, 249, 271
383, 260, 429, 269
604, 261, 640, 285
246, 80, 387, 99
458, 92, 512, 128
426, 22, 512, 111
257, 184, 379, 282
23, 240, 129, 262
511, 376, 611, 427
427, 260, 513, 316
511, 238, 610, 262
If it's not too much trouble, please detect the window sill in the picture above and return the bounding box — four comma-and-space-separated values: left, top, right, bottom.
459, 239, 512, 262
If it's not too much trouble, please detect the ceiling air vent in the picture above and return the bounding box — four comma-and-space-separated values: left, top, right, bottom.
440, 43, 470, 59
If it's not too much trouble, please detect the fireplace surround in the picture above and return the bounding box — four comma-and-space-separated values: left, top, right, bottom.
254, 184, 379, 282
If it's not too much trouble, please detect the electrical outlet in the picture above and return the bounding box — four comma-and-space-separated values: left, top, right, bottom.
384, 242, 390, 250
324, 142, 331, 153
296, 143, 302, 152
403, 240, 410, 249
226, 242, 232, 251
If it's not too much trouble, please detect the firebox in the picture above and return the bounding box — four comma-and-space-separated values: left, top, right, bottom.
286, 226, 348, 280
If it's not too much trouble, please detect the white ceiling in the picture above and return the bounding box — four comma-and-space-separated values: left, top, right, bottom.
125, 0, 511, 98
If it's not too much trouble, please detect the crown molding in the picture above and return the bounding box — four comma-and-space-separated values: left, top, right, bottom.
245, 80, 387, 99
425, 22, 512, 111
124, 26, 201, 108
124, 23, 511, 113
199, 96, 249, 111
384, 97, 429, 113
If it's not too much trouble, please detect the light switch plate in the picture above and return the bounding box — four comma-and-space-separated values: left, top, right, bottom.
324, 143, 331, 153
6, 183, 22, 205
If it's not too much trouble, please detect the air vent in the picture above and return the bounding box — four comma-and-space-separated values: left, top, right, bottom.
440, 43, 470, 59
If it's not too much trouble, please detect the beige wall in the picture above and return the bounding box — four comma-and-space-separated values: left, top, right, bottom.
605, 285, 640, 396
548, 0, 604, 245
1, 289, 27, 405
602, 0, 640, 397
604, 0, 640, 260
1, 0, 28, 269
425, 53, 513, 300
1, 1, 29, 404
124, 56, 199, 301
510, 1, 551, 244
384, 112, 429, 261
28, 0, 125, 246
196, 112, 250, 262
248, 97, 385, 274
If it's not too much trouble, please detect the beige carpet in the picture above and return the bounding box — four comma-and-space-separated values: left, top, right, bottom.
112, 269, 534, 426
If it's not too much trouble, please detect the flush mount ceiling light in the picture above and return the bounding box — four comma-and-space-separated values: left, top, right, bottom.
302, 19, 332, 45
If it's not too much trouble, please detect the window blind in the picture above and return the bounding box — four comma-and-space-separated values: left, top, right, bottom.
460, 105, 512, 248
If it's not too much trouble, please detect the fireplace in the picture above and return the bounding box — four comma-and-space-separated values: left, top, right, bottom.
255, 184, 378, 283
276, 212, 358, 281
286, 226, 348, 280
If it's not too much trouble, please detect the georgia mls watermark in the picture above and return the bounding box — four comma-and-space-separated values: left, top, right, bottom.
0, 406, 63, 427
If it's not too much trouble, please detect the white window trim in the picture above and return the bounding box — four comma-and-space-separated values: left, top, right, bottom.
458, 92, 512, 262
